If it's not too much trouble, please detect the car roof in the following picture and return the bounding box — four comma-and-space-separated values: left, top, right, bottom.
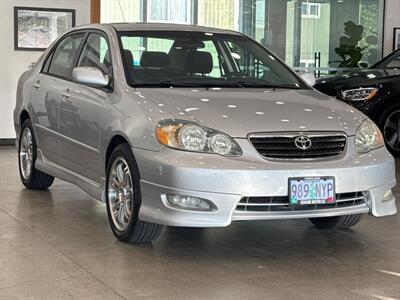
75, 22, 242, 36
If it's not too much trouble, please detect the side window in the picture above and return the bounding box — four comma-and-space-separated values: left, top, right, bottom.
48, 33, 85, 79
77, 33, 112, 75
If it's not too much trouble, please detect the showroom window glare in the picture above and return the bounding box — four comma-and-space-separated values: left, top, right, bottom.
101, 0, 385, 73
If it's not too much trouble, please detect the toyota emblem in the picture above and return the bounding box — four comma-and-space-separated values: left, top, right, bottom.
294, 136, 312, 150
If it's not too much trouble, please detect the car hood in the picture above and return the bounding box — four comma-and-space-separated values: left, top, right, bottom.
134, 88, 365, 137
314, 68, 400, 93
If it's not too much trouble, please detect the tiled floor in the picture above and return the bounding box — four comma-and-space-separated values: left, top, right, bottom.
0, 146, 399, 299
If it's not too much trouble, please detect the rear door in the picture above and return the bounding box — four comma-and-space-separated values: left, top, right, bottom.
31, 32, 85, 163
57, 31, 112, 182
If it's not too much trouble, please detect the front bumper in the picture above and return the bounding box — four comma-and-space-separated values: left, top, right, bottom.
133, 138, 397, 227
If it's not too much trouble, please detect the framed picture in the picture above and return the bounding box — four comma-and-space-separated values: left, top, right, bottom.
14, 6, 75, 51
393, 28, 400, 51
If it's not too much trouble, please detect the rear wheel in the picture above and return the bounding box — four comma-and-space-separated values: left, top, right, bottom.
105, 144, 163, 243
309, 214, 363, 230
18, 119, 54, 190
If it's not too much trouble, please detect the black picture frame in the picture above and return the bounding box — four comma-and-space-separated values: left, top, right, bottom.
393, 27, 400, 51
14, 6, 76, 51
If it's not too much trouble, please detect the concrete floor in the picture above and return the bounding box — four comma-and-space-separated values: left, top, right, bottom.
0, 146, 399, 300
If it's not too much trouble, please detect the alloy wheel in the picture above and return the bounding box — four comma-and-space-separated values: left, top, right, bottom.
383, 110, 400, 151
19, 127, 33, 180
107, 157, 134, 231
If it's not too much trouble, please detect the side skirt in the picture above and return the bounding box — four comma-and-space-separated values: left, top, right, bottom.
35, 148, 105, 202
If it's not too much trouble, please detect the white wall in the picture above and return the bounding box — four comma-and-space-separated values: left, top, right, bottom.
0, 0, 90, 139
383, 0, 400, 56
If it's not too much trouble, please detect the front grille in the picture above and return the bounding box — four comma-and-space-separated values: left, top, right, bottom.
249, 134, 347, 160
236, 192, 367, 212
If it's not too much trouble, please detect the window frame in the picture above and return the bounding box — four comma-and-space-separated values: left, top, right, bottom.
301, 2, 321, 19
41, 29, 114, 92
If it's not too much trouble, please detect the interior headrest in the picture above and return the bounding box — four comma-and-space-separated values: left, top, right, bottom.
184, 51, 213, 74
123, 49, 134, 66
140, 51, 170, 67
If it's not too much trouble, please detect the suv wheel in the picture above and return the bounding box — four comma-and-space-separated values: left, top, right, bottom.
309, 214, 363, 230
105, 144, 163, 243
18, 119, 54, 190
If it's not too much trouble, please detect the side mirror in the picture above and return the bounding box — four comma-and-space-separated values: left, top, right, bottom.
72, 67, 109, 87
301, 72, 316, 87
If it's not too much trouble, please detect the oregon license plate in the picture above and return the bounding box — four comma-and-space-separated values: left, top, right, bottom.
289, 177, 335, 205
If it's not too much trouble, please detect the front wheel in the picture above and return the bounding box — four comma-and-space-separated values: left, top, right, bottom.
377, 103, 400, 157
309, 214, 363, 230
105, 144, 163, 243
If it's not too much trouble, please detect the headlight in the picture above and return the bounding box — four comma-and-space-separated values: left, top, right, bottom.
355, 119, 384, 153
156, 119, 242, 156
341, 87, 377, 101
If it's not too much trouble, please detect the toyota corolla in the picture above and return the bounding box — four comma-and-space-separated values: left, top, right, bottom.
14, 23, 397, 243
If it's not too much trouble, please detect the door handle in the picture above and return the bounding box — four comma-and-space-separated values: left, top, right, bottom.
33, 81, 40, 89
61, 89, 71, 99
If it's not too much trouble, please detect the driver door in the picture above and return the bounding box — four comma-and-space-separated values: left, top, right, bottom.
58, 32, 112, 182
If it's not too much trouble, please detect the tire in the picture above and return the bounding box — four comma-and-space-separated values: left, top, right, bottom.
105, 143, 163, 243
309, 214, 363, 230
18, 119, 54, 190
377, 102, 400, 157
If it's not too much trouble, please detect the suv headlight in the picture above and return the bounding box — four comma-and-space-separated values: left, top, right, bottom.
156, 119, 242, 156
355, 119, 384, 153
341, 87, 377, 101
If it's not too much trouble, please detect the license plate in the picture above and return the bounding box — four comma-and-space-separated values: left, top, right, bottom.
289, 177, 335, 205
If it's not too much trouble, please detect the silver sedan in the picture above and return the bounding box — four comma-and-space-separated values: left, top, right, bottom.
14, 23, 397, 243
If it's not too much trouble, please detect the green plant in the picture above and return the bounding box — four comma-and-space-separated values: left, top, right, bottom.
335, 21, 366, 68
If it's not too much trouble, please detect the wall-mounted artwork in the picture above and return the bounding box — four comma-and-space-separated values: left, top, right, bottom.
14, 6, 75, 51
394, 28, 400, 51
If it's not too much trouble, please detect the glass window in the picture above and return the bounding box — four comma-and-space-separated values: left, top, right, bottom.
302, 3, 321, 19
101, 0, 140, 23
148, 0, 191, 23
48, 33, 85, 79
197, 0, 239, 31
77, 33, 112, 75
118, 31, 307, 89
121, 36, 174, 66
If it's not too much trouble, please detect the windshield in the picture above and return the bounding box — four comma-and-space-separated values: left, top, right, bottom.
372, 49, 400, 70
118, 31, 308, 89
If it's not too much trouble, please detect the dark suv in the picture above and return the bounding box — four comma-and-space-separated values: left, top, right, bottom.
314, 49, 400, 156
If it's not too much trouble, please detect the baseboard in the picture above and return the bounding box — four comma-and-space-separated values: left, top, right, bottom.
0, 139, 15, 146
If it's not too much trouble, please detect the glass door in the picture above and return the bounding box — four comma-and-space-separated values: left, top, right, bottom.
285, 0, 331, 74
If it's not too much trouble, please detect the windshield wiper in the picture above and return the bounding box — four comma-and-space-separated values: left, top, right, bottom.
231, 80, 300, 89
132, 79, 238, 88
132, 80, 203, 87
132, 79, 300, 89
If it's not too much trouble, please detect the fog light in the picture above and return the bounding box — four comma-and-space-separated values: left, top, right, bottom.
164, 194, 217, 211
383, 190, 393, 202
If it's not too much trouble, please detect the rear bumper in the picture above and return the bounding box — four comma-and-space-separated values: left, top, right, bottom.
133, 140, 397, 227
